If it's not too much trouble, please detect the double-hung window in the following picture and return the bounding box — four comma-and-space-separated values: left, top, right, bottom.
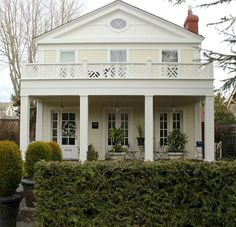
110, 50, 127, 62
60, 50, 75, 63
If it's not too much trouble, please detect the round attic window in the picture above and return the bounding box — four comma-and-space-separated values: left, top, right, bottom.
110, 18, 127, 30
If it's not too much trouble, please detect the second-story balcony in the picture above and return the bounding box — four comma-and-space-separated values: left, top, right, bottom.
22, 62, 213, 80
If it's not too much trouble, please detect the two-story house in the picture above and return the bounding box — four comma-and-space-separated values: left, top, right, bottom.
20, 0, 214, 161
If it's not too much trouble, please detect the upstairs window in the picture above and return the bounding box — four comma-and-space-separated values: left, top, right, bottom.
60, 50, 75, 63
162, 50, 178, 62
110, 50, 127, 62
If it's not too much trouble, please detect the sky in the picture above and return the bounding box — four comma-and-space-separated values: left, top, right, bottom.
0, 0, 235, 102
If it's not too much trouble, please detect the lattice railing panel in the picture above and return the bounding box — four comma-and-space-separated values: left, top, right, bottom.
23, 63, 213, 80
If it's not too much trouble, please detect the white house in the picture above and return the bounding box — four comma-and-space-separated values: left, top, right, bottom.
20, 0, 214, 161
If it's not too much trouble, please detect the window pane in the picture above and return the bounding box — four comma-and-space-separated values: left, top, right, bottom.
162, 50, 178, 62
111, 50, 127, 62
53, 113, 58, 120
69, 138, 75, 145
62, 113, 68, 120
69, 113, 75, 120
60, 51, 75, 63
62, 138, 68, 145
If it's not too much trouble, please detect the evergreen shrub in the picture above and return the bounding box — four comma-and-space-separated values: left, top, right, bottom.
34, 160, 236, 226
0, 140, 22, 197
25, 141, 51, 177
48, 141, 62, 161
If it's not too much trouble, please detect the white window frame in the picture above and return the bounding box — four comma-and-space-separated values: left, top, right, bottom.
157, 111, 183, 147
103, 107, 133, 152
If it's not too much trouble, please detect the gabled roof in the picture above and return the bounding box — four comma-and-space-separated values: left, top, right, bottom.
35, 0, 204, 44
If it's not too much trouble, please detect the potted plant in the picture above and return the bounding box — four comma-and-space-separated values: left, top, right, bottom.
108, 127, 127, 160
0, 140, 23, 227
167, 130, 188, 159
87, 144, 99, 161
22, 141, 52, 207
136, 122, 144, 146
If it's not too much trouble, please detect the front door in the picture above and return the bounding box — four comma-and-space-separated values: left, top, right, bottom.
106, 111, 129, 151
61, 112, 78, 159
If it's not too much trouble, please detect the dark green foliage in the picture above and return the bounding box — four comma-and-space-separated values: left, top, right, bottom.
48, 141, 62, 161
34, 161, 236, 226
87, 144, 98, 161
109, 128, 127, 152
25, 141, 51, 177
167, 130, 188, 152
0, 140, 22, 197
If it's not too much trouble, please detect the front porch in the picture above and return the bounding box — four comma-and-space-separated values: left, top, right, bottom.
20, 95, 214, 161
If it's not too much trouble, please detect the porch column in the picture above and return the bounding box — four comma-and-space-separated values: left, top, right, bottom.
194, 101, 202, 159
20, 96, 30, 159
36, 100, 43, 141
204, 96, 214, 161
80, 95, 88, 161
145, 95, 153, 161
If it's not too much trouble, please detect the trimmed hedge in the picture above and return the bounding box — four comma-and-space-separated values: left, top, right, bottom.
25, 141, 51, 177
34, 161, 236, 226
48, 141, 62, 161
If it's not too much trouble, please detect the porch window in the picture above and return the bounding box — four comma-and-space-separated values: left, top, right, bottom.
159, 111, 182, 146
60, 50, 75, 63
51, 112, 59, 142
110, 50, 127, 62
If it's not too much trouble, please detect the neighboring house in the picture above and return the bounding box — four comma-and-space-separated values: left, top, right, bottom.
20, 0, 214, 161
0, 102, 17, 119
227, 87, 236, 119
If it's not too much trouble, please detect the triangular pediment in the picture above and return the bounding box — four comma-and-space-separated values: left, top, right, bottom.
36, 0, 203, 44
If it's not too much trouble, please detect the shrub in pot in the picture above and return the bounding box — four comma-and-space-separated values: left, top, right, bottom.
48, 141, 62, 161
0, 140, 23, 227
167, 130, 188, 159
108, 128, 127, 160
22, 141, 51, 207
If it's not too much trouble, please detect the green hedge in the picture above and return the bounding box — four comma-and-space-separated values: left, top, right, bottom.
34, 161, 236, 226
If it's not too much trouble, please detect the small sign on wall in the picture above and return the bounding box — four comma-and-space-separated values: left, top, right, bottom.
92, 122, 99, 129
196, 141, 203, 147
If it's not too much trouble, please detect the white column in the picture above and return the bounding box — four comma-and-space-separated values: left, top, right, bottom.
20, 96, 30, 159
80, 95, 88, 161
145, 95, 153, 161
204, 96, 215, 161
194, 102, 202, 159
36, 100, 43, 141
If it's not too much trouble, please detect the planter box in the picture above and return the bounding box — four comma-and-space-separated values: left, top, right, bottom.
168, 152, 184, 160
108, 152, 126, 160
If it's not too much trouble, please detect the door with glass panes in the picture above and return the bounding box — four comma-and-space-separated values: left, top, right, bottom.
159, 112, 182, 146
106, 112, 129, 151
52, 112, 78, 159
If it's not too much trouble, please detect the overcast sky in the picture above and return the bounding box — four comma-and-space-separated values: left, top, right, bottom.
0, 0, 235, 102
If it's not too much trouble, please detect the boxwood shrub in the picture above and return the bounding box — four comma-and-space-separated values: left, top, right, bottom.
34, 161, 236, 226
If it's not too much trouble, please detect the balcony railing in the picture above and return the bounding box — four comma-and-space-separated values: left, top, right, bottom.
22, 62, 213, 80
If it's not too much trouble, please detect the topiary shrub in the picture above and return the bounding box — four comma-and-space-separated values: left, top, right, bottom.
25, 141, 51, 177
48, 141, 62, 161
0, 140, 22, 197
87, 144, 98, 161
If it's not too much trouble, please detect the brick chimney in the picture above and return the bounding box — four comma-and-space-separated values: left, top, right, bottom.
184, 8, 199, 34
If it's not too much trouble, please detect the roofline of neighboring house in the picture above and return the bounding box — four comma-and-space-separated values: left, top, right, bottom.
34, 0, 204, 42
